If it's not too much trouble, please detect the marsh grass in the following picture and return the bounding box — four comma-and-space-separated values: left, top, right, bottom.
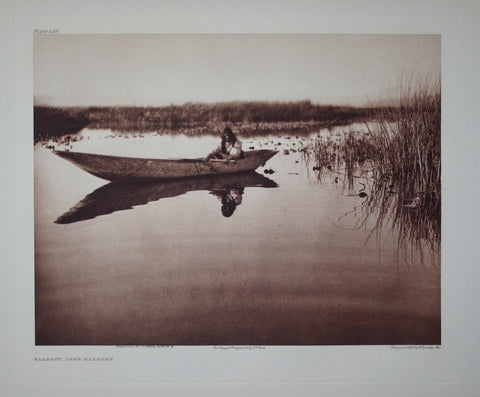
34, 101, 381, 142
366, 76, 441, 197
306, 77, 441, 249
367, 76, 441, 248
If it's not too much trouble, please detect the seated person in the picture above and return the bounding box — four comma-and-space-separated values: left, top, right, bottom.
205, 127, 244, 160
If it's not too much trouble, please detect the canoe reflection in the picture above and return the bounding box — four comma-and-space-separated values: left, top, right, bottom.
55, 172, 278, 224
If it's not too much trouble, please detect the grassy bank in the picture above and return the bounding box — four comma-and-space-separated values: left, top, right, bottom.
34, 107, 89, 143
34, 100, 381, 142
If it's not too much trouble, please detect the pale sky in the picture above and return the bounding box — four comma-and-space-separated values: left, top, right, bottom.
34, 34, 440, 107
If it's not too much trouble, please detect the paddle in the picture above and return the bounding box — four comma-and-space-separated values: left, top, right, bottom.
207, 159, 237, 163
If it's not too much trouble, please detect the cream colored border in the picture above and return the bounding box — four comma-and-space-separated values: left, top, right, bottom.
2, 1, 480, 395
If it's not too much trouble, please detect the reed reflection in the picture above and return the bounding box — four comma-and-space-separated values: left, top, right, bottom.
302, 131, 440, 254
55, 172, 277, 224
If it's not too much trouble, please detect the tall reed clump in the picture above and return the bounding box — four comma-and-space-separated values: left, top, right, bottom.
365, 76, 441, 248
367, 76, 441, 198
306, 77, 441, 249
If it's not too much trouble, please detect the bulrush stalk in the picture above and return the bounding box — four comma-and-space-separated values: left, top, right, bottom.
305, 76, 441, 248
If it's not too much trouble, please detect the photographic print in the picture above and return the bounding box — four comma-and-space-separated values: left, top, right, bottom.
34, 34, 441, 345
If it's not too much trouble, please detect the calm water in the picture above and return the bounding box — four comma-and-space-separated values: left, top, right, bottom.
35, 127, 440, 345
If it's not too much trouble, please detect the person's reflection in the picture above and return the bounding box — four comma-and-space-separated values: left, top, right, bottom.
212, 187, 245, 217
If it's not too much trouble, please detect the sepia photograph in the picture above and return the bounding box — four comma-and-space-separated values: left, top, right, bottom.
33, 34, 441, 346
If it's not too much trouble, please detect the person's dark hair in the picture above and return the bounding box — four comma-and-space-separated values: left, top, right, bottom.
223, 127, 234, 138
221, 201, 236, 217
221, 127, 236, 152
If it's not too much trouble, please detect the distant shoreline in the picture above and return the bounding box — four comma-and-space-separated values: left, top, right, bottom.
34, 101, 384, 142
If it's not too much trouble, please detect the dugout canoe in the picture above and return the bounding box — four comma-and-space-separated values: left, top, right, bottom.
53, 149, 278, 182
55, 172, 278, 224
